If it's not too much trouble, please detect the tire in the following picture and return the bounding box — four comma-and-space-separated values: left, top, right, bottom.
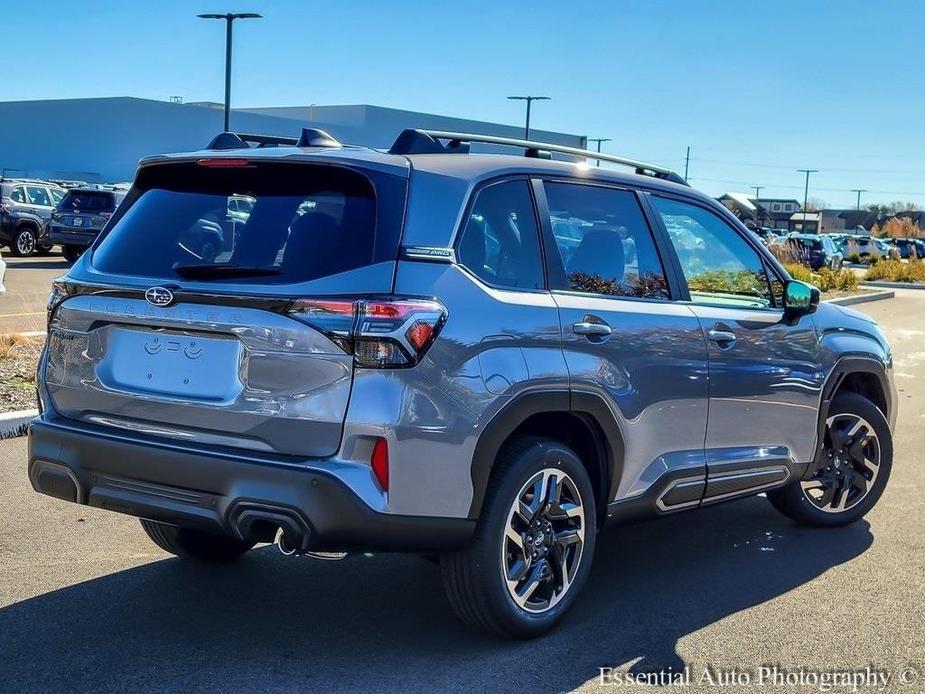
36, 244, 54, 256
440, 437, 596, 638
62, 245, 84, 264
11, 226, 37, 257
139, 519, 255, 562
767, 391, 892, 528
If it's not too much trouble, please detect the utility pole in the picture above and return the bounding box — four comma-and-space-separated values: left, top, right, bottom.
753, 186, 762, 200
797, 169, 819, 231
851, 188, 867, 211
507, 96, 550, 140
587, 137, 612, 166
198, 12, 263, 132
683, 146, 691, 182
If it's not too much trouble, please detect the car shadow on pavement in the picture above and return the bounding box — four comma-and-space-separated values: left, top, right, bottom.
3, 259, 67, 270
0, 496, 872, 693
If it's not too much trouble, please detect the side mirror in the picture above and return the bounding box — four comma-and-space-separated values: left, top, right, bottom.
784, 279, 820, 317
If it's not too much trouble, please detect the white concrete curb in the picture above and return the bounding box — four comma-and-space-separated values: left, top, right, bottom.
825, 290, 895, 307
861, 280, 925, 290
0, 409, 38, 440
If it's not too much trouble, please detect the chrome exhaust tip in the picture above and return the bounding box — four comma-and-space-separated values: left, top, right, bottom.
275, 527, 302, 556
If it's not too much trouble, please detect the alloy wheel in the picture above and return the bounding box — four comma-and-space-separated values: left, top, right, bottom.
801, 414, 881, 513
16, 230, 36, 255
501, 468, 585, 613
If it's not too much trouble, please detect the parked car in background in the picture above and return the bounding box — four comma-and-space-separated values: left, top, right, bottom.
835, 234, 878, 260
751, 227, 775, 245
873, 238, 895, 258
0, 179, 65, 256
884, 238, 925, 260
45, 187, 126, 263
785, 233, 843, 270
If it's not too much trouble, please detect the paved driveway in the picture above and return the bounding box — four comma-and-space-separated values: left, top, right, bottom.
0, 293, 923, 693
0, 253, 68, 333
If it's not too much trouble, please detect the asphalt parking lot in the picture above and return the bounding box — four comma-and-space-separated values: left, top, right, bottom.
0, 292, 923, 693
0, 253, 68, 334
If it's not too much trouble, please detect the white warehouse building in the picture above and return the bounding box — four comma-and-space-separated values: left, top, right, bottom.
0, 97, 587, 183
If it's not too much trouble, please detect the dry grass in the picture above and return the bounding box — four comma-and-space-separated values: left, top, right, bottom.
0, 334, 37, 360
783, 263, 859, 292
864, 259, 925, 283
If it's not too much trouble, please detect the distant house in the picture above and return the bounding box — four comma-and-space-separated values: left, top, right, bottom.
755, 198, 802, 229
789, 211, 821, 233
820, 209, 883, 233
717, 193, 766, 227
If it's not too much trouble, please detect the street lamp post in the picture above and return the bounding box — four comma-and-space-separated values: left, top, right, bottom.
198, 12, 262, 132
797, 169, 819, 231
587, 137, 612, 166
507, 95, 550, 140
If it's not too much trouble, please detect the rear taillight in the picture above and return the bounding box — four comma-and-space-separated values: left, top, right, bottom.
0, 203, 9, 213
289, 296, 446, 368
46, 279, 70, 324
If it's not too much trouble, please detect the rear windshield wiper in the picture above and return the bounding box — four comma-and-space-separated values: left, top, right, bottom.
172, 263, 282, 279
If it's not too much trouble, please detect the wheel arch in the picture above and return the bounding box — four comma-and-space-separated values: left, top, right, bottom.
467, 389, 624, 527
814, 356, 892, 466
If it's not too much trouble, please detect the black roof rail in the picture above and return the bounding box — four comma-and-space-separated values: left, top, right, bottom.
389, 129, 688, 185
206, 128, 341, 150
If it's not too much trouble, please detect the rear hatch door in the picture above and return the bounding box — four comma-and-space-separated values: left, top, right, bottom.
45, 157, 408, 457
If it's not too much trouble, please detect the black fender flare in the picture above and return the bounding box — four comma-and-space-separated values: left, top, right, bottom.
466, 389, 625, 521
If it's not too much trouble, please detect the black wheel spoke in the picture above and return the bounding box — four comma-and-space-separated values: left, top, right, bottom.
805, 413, 880, 514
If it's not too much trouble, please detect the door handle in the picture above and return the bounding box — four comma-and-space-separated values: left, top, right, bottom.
573, 319, 612, 337
707, 328, 737, 346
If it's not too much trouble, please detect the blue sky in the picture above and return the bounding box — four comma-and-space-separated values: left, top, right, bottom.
5, 0, 925, 208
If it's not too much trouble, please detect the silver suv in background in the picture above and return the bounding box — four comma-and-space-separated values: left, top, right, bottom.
29, 129, 896, 637
0, 179, 65, 256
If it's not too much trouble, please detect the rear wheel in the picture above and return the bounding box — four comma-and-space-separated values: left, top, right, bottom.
139, 519, 255, 562
62, 245, 84, 264
11, 227, 37, 257
440, 437, 596, 638
768, 392, 892, 527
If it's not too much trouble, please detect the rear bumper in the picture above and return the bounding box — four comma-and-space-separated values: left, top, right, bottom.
28, 417, 474, 552
48, 226, 98, 246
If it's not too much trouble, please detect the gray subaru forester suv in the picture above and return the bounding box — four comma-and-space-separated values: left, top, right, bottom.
29, 128, 896, 638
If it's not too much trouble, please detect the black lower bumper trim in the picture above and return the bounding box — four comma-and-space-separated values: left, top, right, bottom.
28, 418, 474, 553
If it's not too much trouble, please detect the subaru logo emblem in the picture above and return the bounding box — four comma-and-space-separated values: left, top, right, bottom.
145, 286, 174, 307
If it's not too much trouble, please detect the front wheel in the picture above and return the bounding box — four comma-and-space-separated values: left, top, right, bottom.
767, 391, 892, 527
139, 519, 255, 562
11, 227, 37, 257
440, 437, 596, 638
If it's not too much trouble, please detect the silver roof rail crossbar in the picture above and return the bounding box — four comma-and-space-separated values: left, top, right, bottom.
389, 129, 688, 185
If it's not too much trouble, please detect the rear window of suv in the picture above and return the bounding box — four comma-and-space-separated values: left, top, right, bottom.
59, 190, 117, 211
91, 161, 406, 284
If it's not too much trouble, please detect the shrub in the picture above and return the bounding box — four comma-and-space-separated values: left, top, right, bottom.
864, 259, 925, 283
783, 263, 858, 292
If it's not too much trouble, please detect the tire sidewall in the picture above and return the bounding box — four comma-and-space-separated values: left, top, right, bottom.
480, 439, 597, 637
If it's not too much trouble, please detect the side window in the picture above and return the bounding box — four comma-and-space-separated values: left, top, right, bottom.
456, 180, 544, 290
652, 197, 775, 309
26, 186, 51, 206
10, 187, 25, 203
543, 182, 669, 299
50, 189, 64, 205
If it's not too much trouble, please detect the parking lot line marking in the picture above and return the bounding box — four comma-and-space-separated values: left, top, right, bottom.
0, 311, 46, 317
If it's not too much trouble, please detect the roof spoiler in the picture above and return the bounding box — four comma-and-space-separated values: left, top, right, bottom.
388, 129, 688, 185
206, 128, 341, 150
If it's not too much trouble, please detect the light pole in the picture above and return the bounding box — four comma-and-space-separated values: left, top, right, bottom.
198, 12, 262, 132
507, 95, 550, 140
797, 169, 818, 231
753, 185, 762, 200
851, 188, 867, 211
587, 137, 611, 166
